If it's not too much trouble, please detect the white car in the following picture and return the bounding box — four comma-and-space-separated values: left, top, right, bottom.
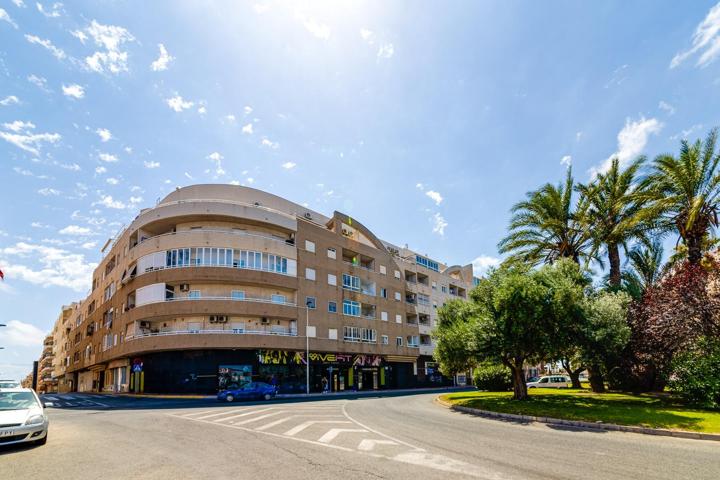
0, 388, 50, 447
526, 375, 571, 389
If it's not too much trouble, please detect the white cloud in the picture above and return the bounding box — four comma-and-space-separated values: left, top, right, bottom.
106, 177, 119, 185
0, 7, 19, 28
576, 131, 583, 141
31, 222, 48, 228
431, 212, 448, 236
592, 116, 663, 176
197, 105, 207, 114
658, 100, 675, 115
37, 187, 60, 196
261, 137, 278, 149
96, 128, 112, 142
0, 242, 97, 292
0, 320, 45, 347
95, 194, 126, 209
472, 255, 501, 277
377, 43, 394, 59
184, 172, 194, 180
3, 120, 35, 132
62, 83, 85, 99
59, 225, 93, 235
27, 74, 50, 92
95, 166, 106, 174
242, 123, 253, 134
604, 64, 628, 89
282, 161, 296, 169
207, 151, 225, 177
299, 14, 330, 40
360, 28, 374, 42
98, 152, 118, 163
243, 105, 253, 115
150, 43, 173, 71
70, 29, 87, 43
81, 241, 96, 249
166, 95, 193, 112
82, 20, 135, 74
246, 177, 255, 184
670, 123, 704, 141
12, 0, 26, 7
0, 95, 20, 106
36, 2, 62, 18
59, 162, 80, 171
254, 3, 269, 14
415, 183, 424, 190
144, 160, 160, 169
425, 190, 443, 205
670, 3, 720, 68
129, 196, 142, 205
224, 114, 236, 123
0, 123, 61, 155
25, 34, 66, 59
560, 155, 572, 167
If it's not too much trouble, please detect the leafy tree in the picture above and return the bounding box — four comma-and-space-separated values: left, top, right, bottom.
433, 299, 481, 378
636, 128, 720, 265
620, 241, 665, 300
669, 337, 720, 408
577, 157, 648, 287
473, 363, 512, 391
498, 168, 595, 267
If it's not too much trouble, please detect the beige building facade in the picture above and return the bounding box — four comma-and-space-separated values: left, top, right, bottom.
46, 185, 478, 394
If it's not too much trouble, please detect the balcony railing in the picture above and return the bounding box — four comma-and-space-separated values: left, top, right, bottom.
134, 228, 294, 250
133, 258, 296, 280
126, 327, 298, 341
137, 295, 297, 308
342, 261, 374, 272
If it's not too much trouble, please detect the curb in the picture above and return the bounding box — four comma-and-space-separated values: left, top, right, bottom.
435, 396, 720, 442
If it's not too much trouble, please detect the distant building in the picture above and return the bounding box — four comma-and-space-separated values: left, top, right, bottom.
44, 185, 479, 394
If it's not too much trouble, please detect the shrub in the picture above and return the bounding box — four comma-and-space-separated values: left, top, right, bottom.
669, 337, 720, 409
473, 363, 512, 391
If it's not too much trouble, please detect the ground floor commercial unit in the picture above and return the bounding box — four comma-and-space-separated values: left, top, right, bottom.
69, 349, 451, 394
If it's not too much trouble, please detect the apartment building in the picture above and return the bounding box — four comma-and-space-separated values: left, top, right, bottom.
49, 185, 477, 394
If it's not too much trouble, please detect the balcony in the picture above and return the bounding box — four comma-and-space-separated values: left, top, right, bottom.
126, 326, 298, 341
342, 248, 375, 271
360, 304, 376, 320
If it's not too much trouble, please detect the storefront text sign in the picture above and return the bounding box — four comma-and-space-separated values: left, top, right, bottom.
257, 350, 382, 367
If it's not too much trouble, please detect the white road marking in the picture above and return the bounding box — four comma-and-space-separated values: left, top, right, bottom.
341, 403, 424, 452
357, 439, 399, 451
212, 407, 275, 423
232, 411, 287, 425
255, 414, 345, 431
193, 408, 255, 420
284, 420, 352, 437
318, 428, 368, 444
394, 452, 507, 479
178, 410, 215, 417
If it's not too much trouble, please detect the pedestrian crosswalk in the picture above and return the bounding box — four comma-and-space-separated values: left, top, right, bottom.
168, 401, 493, 478
40, 393, 112, 408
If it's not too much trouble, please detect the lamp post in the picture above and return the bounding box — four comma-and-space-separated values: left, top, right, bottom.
305, 300, 311, 395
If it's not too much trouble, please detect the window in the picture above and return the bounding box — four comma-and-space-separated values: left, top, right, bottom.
396, 336, 403, 346
394, 270, 401, 279
441, 285, 448, 293
328, 301, 337, 313
396, 314, 402, 323
327, 247, 337, 259
231, 290, 245, 300
305, 240, 315, 253
418, 293, 430, 305
188, 290, 201, 299
343, 326, 359, 342
307, 326, 317, 337
342, 273, 360, 291
343, 299, 360, 317
166, 248, 191, 268
381, 335, 389, 345
415, 255, 439, 272
361, 328, 377, 343
379, 265, 387, 275
380, 288, 387, 298
271, 294, 287, 304
305, 268, 316, 281
328, 328, 338, 340
103, 282, 116, 302
407, 335, 419, 347
432, 281, 437, 290
394, 291, 401, 301
381, 311, 388, 321
306, 296, 316, 309
328, 274, 337, 286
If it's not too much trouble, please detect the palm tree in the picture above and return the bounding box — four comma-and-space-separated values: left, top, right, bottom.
636, 128, 720, 265
498, 168, 595, 267
577, 157, 649, 287
621, 241, 664, 299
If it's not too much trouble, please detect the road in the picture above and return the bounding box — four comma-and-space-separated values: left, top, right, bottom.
2, 392, 718, 480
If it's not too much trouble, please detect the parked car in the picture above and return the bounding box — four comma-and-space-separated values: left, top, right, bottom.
217, 382, 277, 402
0, 388, 51, 447
526, 375, 571, 389
0, 380, 21, 389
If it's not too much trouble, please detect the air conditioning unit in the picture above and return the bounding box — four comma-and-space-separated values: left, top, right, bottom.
216, 316, 228, 324
341, 227, 353, 237
304, 212, 312, 219
260, 317, 270, 325
179, 284, 190, 292
140, 321, 151, 329
209, 315, 217, 324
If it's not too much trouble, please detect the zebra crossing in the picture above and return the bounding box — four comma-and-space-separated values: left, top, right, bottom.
170, 401, 496, 478
40, 393, 112, 408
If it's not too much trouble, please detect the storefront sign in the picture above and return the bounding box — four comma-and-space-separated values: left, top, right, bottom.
257, 350, 382, 367
218, 365, 252, 390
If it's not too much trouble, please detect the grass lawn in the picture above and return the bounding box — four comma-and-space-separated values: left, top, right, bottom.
440, 389, 720, 433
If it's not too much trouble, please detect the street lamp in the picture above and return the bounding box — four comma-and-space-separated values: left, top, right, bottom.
305, 300, 312, 395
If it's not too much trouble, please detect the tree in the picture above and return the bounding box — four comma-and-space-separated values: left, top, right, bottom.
636, 128, 720, 265
620, 241, 664, 300
433, 299, 481, 378
579, 291, 632, 392
498, 168, 595, 267
577, 157, 648, 287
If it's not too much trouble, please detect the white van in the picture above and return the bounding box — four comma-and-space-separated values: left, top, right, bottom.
526, 375, 570, 389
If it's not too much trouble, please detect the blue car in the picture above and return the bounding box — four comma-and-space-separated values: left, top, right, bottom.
217, 382, 277, 402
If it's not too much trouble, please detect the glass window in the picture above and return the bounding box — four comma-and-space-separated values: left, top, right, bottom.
271, 294, 286, 304
305, 240, 315, 253
396, 336, 403, 346
342, 300, 360, 316
342, 274, 360, 291
328, 301, 337, 313
381, 335, 388, 345
231, 290, 245, 300
306, 297, 316, 309
327, 247, 336, 259
305, 268, 316, 281
188, 290, 201, 299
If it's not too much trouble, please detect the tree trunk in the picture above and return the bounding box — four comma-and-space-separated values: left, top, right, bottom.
561, 359, 583, 389
504, 359, 528, 400
687, 234, 703, 265
588, 364, 605, 393
608, 242, 621, 287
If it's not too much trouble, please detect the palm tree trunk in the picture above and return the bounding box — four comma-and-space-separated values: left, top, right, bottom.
608, 242, 621, 287
687, 235, 703, 265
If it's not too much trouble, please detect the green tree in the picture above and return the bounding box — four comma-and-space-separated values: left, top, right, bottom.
498, 168, 595, 267
636, 128, 720, 265
577, 157, 648, 287
432, 299, 481, 378
621, 241, 664, 300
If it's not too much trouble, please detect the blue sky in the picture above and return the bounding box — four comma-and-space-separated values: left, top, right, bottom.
1, 1, 720, 380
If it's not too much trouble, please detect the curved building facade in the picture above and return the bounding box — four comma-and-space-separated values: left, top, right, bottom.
55, 185, 477, 394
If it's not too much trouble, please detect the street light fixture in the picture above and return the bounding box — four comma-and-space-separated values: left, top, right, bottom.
305, 300, 312, 395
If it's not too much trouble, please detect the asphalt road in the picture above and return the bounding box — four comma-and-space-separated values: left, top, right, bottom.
2, 392, 718, 480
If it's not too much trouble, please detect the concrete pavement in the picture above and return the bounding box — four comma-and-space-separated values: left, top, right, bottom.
2, 392, 718, 479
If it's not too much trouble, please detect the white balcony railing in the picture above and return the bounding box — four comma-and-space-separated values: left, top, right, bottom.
134, 228, 294, 249
135, 295, 297, 308
126, 327, 298, 341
